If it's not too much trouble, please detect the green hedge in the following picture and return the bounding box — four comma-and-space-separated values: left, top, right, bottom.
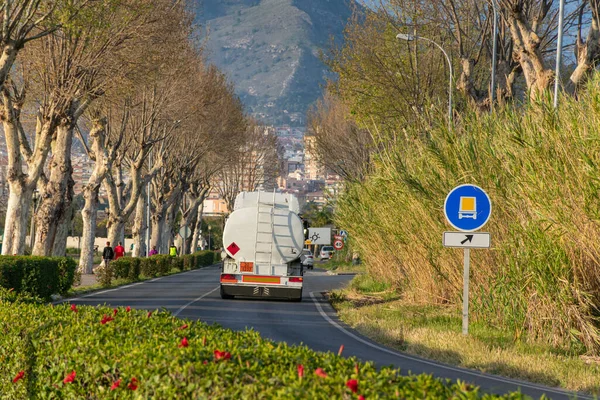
0, 256, 77, 300
0, 288, 529, 399
103, 252, 218, 287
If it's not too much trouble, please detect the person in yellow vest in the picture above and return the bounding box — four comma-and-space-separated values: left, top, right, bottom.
169, 243, 178, 257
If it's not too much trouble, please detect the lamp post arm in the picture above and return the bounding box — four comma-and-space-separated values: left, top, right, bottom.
417, 36, 453, 127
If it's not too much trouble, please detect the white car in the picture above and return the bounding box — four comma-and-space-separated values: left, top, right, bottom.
320, 246, 335, 260
300, 249, 314, 270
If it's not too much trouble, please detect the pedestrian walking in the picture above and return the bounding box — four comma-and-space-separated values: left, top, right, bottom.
169, 243, 178, 257
103, 241, 114, 268
149, 246, 158, 256
114, 241, 125, 260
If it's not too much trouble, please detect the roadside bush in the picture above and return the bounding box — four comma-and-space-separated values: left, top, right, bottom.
336, 79, 600, 353
140, 255, 172, 277
112, 257, 141, 281
0, 256, 77, 300
170, 256, 184, 271
182, 254, 195, 270
96, 262, 113, 288
0, 289, 528, 399
193, 250, 218, 267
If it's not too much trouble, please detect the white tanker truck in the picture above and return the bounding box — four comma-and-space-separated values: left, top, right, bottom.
220, 191, 305, 301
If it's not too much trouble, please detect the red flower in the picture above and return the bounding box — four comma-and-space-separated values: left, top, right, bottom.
338, 344, 345, 356
126, 306, 131, 312
110, 379, 121, 390
63, 370, 76, 384
128, 377, 138, 391
12, 371, 24, 383
70, 304, 77, 313
178, 324, 188, 330
203, 360, 208, 365
346, 379, 358, 393
113, 308, 118, 316
147, 311, 152, 318
297, 364, 304, 378
101, 314, 114, 324
314, 368, 327, 378
358, 396, 365, 400
179, 337, 189, 348
214, 350, 231, 360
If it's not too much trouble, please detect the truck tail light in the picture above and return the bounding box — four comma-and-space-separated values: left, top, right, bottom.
221, 274, 237, 282
289, 277, 303, 283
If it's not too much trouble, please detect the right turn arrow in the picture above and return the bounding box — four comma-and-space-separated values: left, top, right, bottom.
461, 235, 474, 245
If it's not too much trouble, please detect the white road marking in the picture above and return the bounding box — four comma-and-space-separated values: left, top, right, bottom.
173, 286, 220, 317
309, 292, 587, 399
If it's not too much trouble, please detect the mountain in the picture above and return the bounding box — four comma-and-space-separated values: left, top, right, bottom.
196, 0, 359, 126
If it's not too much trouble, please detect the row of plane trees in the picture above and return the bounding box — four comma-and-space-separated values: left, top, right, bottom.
0, 0, 279, 273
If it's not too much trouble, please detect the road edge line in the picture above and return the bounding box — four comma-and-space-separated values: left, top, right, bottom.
173, 286, 220, 317
309, 291, 587, 399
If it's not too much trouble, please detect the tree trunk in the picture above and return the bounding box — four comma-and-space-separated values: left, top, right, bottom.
457, 58, 488, 112
1, 91, 31, 255
33, 123, 75, 256
132, 185, 148, 257
176, 195, 203, 256
161, 203, 176, 254
0, 42, 18, 93
506, 15, 553, 99
52, 204, 73, 256
80, 189, 99, 273
568, 13, 600, 94
1, 185, 33, 255
107, 218, 125, 250
150, 212, 165, 254
191, 202, 204, 253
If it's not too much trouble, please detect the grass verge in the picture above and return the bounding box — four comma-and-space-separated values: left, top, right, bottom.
317, 260, 366, 275
1, 288, 530, 399
329, 275, 600, 395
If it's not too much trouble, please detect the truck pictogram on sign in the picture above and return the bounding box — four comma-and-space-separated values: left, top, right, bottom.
458, 197, 477, 220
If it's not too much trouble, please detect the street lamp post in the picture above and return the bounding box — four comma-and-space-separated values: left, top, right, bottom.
490, 0, 499, 111
397, 33, 453, 129
554, 0, 565, 108
208, 225, 212, 251
29, 190, 39, 249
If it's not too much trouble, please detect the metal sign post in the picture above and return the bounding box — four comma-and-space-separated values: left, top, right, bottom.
443, 184, 492, 336
462, 248, 470, 335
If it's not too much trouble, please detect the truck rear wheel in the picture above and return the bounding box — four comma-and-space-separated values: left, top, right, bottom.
220, 285, 234, 300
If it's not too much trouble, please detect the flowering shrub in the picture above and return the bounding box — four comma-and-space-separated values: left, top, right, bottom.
0, 288, 530, 399
0, 256, 76, 300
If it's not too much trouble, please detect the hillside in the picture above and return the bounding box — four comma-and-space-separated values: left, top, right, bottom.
196, 0, 358, 126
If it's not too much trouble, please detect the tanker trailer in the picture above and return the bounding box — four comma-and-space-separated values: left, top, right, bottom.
220, 191, 304, 301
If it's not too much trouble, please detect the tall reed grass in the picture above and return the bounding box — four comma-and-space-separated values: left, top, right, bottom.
336, 80, 600, 353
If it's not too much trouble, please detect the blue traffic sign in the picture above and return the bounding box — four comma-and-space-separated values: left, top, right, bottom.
444, 184, 491, 232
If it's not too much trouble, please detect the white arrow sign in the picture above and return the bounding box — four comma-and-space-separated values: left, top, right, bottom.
443, 232, 491, 248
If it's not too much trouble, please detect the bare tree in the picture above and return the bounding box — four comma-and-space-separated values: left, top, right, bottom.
0, 1, 91, 92
216, 121, 279, 212
0, 75, 55, 254
307, 93, 373, 182
31, 0, 171, 256
77, 108, 125, 273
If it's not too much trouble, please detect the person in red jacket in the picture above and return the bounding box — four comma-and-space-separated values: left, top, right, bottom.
114, 241, 125, 260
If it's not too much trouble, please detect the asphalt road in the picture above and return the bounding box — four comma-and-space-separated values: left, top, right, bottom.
67, 266, 590, 400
